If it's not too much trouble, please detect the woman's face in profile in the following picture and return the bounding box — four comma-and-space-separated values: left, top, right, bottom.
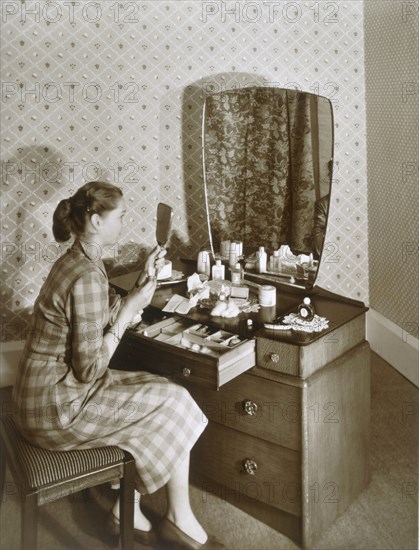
98, 198, 126, 246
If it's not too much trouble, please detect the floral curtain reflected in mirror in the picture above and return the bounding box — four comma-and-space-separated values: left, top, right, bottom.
202, 87, 333, 287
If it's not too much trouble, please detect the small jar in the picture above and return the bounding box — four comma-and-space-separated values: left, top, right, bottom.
259, 285, 276, 307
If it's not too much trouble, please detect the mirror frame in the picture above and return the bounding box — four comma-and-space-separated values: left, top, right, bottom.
201, 86, 334, 290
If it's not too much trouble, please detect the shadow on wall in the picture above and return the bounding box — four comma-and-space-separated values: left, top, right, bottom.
178, 72, 268, 260
1, 144, 69, 341
1, 145, 153, 342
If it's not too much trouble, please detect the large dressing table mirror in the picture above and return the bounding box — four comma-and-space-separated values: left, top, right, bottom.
202, 86, 334, 289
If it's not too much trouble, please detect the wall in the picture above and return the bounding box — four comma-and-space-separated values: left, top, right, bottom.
0, 0, 368, 342
364, 0, 418, 328
364, 0, 418, 385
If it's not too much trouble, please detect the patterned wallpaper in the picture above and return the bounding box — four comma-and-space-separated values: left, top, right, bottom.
0, 0, 368, 341
364, 0, 418, 330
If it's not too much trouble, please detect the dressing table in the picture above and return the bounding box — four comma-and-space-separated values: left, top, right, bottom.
110, 267, 370, 549
110, 86, 370, 548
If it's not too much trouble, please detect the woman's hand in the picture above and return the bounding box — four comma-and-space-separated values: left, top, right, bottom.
145, 245, 167, 277
135, 245, 167, 286
122, 277, 157, 322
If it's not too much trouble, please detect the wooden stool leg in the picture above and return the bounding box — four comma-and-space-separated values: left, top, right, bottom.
119, 456, 135, 550
0, 441, 6, 510
22, 492, 38, 550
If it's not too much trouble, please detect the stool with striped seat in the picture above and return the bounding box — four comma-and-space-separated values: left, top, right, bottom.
0, 415, 135, 550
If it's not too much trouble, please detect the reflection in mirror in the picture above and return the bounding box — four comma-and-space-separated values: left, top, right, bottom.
202, 87, 333, 288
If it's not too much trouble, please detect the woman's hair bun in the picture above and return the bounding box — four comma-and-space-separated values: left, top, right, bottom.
52, 198, 73, 242
51, 182, 123, 242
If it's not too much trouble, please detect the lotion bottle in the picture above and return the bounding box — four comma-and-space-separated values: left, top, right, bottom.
273, 249, 281, 272
229, 241, 239, 267
258, 246, 267, 273
197, 250, 211, 279
230, 263, 242, 285
212, 259, 225, 280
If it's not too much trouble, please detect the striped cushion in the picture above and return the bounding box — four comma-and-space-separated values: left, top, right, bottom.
1, 416, 125, 489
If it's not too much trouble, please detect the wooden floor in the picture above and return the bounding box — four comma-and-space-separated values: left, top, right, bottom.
0, 352, 417, 549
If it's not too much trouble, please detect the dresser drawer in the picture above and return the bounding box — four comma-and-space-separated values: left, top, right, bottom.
257, 314, 366, 378
122, 317, 255, 390
190, 373, 301, 451
192, 422, 301, 516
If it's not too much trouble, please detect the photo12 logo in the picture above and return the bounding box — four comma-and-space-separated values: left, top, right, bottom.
1, 2, 143, 24
201, 1, 340, 24
1, 161, 141, 185
2, 82, 141, 105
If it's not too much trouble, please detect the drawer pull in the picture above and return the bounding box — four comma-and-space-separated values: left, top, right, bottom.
243, 458, 258, 476
243, 400, 259, 416
270, 353, 280, 363
182, 368, 191, 377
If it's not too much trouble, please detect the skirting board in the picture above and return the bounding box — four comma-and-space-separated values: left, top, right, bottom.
366, 309, 419, 387
1, 314, 418, 388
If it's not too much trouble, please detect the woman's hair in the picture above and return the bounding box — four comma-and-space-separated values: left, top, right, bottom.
52, 181, 123, 242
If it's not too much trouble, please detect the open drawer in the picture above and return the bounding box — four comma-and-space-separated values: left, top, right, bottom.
122, 316, 256, 390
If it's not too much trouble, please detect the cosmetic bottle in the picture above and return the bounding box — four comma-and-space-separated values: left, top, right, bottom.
230, 263, 242, 285
212, 259, 225, 280
197, 250, 211, 279
272, 249, 281, 272
229, 241, 239, 267
257, 246, 267, 273
298, 297, 315, 322
220, 240, 230, 261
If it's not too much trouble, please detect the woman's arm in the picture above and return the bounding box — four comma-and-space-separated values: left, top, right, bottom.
70, 271, 117, 383
69, 271, 156, 383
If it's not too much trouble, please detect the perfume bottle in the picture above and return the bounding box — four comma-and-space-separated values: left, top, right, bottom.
230, 263, 242, 285
197, 250, 211, 278
212, 259, 225, 280
229, 241, 240, 267
257, 246, 267, 273
298, 297, 315, 322
273, 249, 281, 272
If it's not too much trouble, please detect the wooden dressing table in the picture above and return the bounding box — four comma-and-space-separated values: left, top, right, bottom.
110, 264, 370, 549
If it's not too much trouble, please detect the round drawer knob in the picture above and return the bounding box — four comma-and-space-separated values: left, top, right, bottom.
270, 353, 280, 363
243, 400, 259, 416
182, 368, 191, 378
243, 458, 258, 476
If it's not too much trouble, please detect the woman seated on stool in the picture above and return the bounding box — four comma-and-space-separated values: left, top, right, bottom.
12, 181, 210, 549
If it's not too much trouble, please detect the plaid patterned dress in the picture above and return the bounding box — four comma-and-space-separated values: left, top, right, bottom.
12, 240, 207, 494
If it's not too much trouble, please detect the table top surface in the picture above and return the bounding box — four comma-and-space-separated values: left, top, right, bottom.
110, 260, 367, 347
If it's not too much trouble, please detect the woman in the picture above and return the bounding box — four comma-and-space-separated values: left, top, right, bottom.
12, 181, 208, 548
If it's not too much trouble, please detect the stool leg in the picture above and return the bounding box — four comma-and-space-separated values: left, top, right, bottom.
22, 492, 38, 550
0, 441, 6, 509
119, 456, 135, 550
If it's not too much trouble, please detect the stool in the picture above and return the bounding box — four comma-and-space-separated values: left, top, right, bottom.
0, 415, 136, 550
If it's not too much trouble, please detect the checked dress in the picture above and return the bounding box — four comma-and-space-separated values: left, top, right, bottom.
12, 240, 207, 493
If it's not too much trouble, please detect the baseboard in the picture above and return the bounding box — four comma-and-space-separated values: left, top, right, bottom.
366, 309, 419, 387
0, 340, 24, 388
